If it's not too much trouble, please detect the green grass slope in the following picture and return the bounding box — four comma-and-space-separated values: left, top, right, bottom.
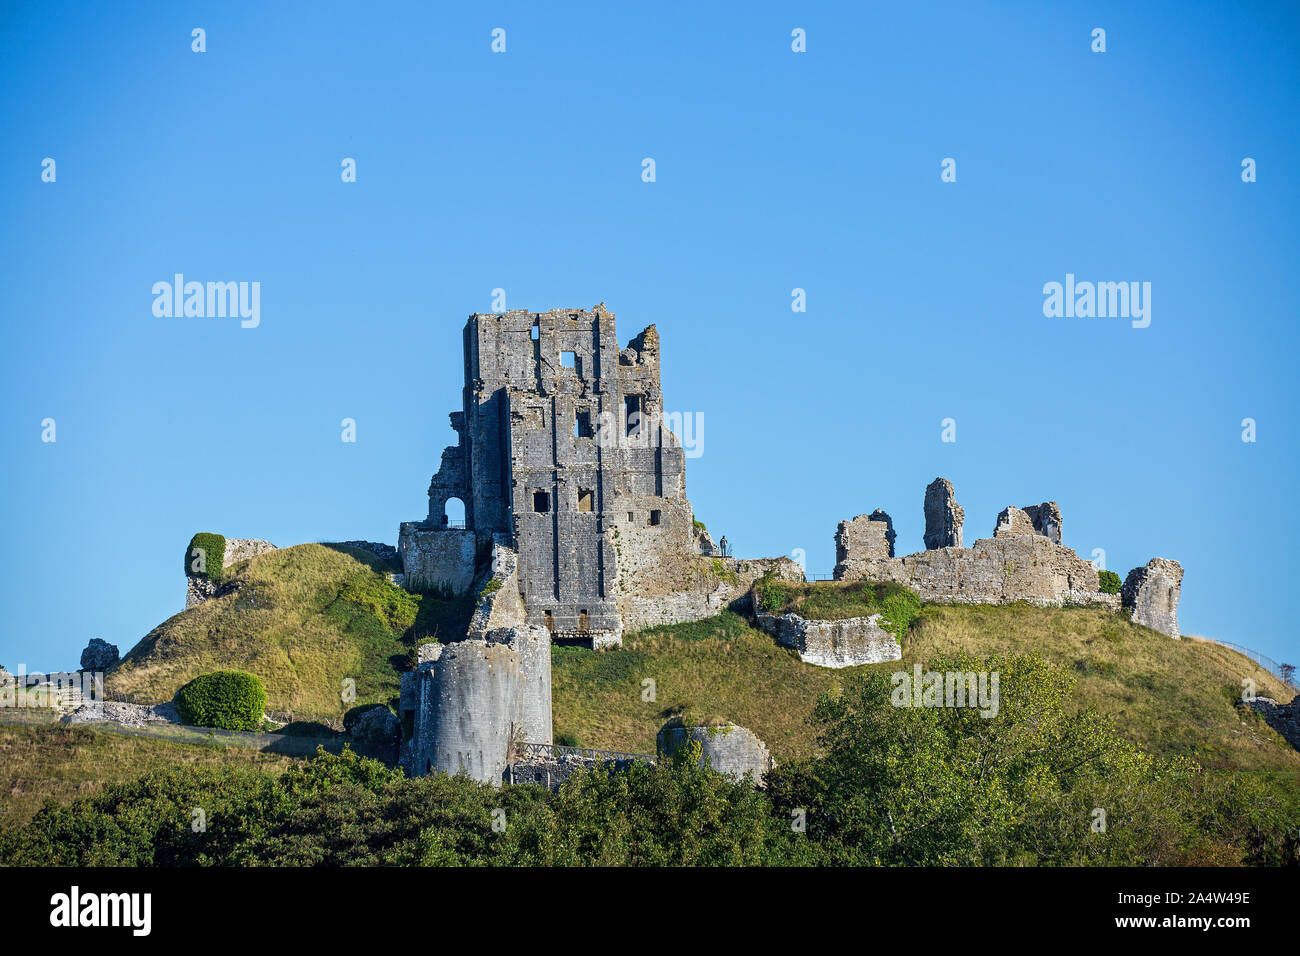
0, 718, 300, 829
107, 544, 472, 721
107, 551, 1297, 776
553, 602, 1299, 774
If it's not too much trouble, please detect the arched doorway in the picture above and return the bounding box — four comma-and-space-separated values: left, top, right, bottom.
444, 496, 466, 529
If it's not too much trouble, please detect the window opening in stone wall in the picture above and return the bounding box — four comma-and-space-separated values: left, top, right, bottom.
531, 320, 539, 341
575, 408, 593, 438
625, 394, 642, 436
650, 510, 661, 526
627, 512, 635, 523
533, 490, 550, 513
578, 609, 590, 632
578, 489, 594, 513
561, 351, 576, 368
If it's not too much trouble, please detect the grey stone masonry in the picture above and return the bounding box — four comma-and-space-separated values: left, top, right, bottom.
79, 638, 119, 672
834, 510, 895, 580
753, 601, 902, 668
657, 722, 775, 784
1022, 502, 1063, 544
1121, 557, 1183, 638
408, 625, 552, 784
398, 523, 477, 596
223, 538, 278, 566
401, 305, 797, 648
833, 482, 1123, 608
993, 506, 1037, 538
923, 478, 964, 550
1247, 696, 1300, 752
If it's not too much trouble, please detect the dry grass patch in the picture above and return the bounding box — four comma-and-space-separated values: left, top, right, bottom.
0, 720, 297, 828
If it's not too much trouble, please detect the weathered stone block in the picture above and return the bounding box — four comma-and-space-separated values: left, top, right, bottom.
657, 722, 775, 784
994, 506, 1037, 537
834, 510, 895, 580
223, 538, 278, 566
924, 478, 964, 550
754, 604, 902, 668
398, 523, 477, 595
408, 625, 552, 784
1121, 557, 1183, 638
1022, 502, 1063, 544
79, 638, 119, 672
863, 534, 1105, 607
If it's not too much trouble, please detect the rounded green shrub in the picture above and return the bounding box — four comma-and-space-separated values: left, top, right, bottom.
185, 532, 226, 582
175, 671, 266, 731
1098, 569, 1122, 595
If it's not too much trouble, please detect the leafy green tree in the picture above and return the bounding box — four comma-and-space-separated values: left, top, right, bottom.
770, 653, 1206, 865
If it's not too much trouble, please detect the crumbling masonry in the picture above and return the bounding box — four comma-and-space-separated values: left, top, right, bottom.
833, 478, 1183, 637
397, 309, 1185, 782
399, 306, 799, 781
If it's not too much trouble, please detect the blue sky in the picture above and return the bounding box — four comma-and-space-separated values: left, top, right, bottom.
2, 0, 1297, 671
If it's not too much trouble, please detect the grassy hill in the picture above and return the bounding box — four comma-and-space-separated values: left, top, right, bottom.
105, 547, 1298, 776
553, 602, 1299, 775
0, 716, 300, 829
107, 544, 472, 721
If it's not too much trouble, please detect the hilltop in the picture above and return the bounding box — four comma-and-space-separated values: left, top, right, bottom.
107, 543, 472, 721
102, 544, 1298, 774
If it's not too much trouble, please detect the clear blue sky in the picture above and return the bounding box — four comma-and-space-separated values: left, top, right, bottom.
2, 1, 1297, 671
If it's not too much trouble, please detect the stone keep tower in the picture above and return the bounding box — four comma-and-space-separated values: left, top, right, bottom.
400, 305, 696, 647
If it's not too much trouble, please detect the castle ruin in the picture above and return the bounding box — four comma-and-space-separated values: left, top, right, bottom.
832, 478, 1183, 636
396, 309, 1184, 783
398, 306, 799, 781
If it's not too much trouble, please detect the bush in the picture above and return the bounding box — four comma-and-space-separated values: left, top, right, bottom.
185, 532, 226, 582
1098, 569, 1122, 594
175, 671, 267, 731
555, 730, 582, 748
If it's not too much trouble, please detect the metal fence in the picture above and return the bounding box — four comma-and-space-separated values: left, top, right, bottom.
511, 741, 655, 764
1202, 637, 1298, 690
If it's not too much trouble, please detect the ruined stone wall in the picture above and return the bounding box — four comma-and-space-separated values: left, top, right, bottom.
834, 510, 894, 580
619, 556, 804, 633
753, 605, 902, 668
1121, 557, 1183, 638
994, 506, 1037, 538
397, 523, 477, 596
851, 535, 1113, 608
1022, 502, 1063, 544
224, 538, 278, 565
836, 480, 1127, 609
402, 306, 826, 647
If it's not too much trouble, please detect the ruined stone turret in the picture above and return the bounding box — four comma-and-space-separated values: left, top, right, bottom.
1022, 502, 1063, 544
994, 506, 1037, 537
1121, 558, 1183, 638
834, 509, 895, 580
408, 626, 552, 784
923, 478, 964, 550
